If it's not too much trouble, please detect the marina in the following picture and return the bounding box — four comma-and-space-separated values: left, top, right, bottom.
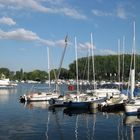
0, 83, 140, 140
0, 1, 140, 140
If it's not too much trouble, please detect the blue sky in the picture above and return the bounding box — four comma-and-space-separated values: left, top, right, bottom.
0, 0, 139, 72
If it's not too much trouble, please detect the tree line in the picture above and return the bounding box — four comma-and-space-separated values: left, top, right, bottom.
0, 54, 140, 82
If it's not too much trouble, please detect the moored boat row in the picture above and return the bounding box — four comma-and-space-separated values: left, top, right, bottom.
19, 24, 140, 116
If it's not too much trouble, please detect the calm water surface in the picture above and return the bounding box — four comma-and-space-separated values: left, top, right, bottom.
0, 83, 140, 140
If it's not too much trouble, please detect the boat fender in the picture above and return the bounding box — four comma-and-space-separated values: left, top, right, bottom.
58, 95, 63, 98
49, 98, 55, 105
68, 101, 72, 106
30, 95, 33, 98
19, 96, 25, 102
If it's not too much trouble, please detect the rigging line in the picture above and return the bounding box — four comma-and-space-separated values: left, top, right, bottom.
82, 53, 88, 80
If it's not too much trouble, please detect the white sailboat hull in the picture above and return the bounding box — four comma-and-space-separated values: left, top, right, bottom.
125, 104, 140, 115
21, 92, 59, 102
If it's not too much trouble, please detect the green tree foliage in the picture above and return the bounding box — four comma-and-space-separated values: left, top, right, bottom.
50, 68, 69, 80
68, 54, 140, 81
0, 54, 140, 81
0, 68, 10, 78
26, 70, 48, 82
59, 68, 69, 79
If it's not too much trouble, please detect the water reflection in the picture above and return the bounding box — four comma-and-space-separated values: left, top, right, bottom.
63, 108, 98, 140
75, 115, 78, 140
20, 100, 140, 140
64, 108, 91, 116
124, 115, 140, 140
63, 108, 98, 116
0, 88, 17, 102
22, 101, 50, 110
124, 115, 140, 125
2, 83, 140, 140
46, 111, 50, 140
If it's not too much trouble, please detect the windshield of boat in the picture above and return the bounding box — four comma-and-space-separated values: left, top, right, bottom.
98, 83, 119, 89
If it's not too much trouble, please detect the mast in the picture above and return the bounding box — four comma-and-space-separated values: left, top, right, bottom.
133, 21, 136, 72
75, 37, 79, 95
87, 42, 90, 82
130, 21, 136, 99
91, 33, 96, 89
56, 35, 68, 94
118, 39, 121, 90
47, 47, 51, 91
57, 35, 68, 80
122, 36, 125, 84
122, 36, 125, 83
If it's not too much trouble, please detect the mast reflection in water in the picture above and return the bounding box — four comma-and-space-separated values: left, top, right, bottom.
0, 83, 140, 140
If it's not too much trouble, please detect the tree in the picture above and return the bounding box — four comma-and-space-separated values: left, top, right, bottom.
0, 68, 10, 78
68, 54, 140, 81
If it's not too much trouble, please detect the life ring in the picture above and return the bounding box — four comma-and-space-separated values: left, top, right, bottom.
68, 85, 75, 91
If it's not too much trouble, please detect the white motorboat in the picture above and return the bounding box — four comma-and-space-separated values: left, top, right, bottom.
0, 74, 17, 88
98, 93, 128, 112
92, 88, 121, 98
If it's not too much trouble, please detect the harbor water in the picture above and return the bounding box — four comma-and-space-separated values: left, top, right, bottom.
0, 83, 140, 140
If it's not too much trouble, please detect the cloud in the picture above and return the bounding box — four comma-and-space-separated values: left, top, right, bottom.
91, 5, 129, 20
97, 49, 117, 55
0, 28, 39, 41
55, 7, 87, 20
91, 9, 112, 17
0, 0, 87, 20
39, 39, 56, 46
116, 6, 127, 19
0, 0, 50, 11
40, 37, 70, 48
75, 42, 117, 56
0, 28, 68, 47
78, 42, 96, 51
45, 0, 65, 5
0, 17, 16, 26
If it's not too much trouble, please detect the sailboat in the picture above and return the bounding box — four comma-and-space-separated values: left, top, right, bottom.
20, 47, 60, 102
124, 21, 140, 115
64, 36, 105, 109
20, 36, 68, 102
83, 33, 125, 109
63, 37, 90, 109
98, 39, 128, 112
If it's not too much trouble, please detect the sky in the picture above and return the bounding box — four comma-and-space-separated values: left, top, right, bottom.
0, 0, 140, 72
